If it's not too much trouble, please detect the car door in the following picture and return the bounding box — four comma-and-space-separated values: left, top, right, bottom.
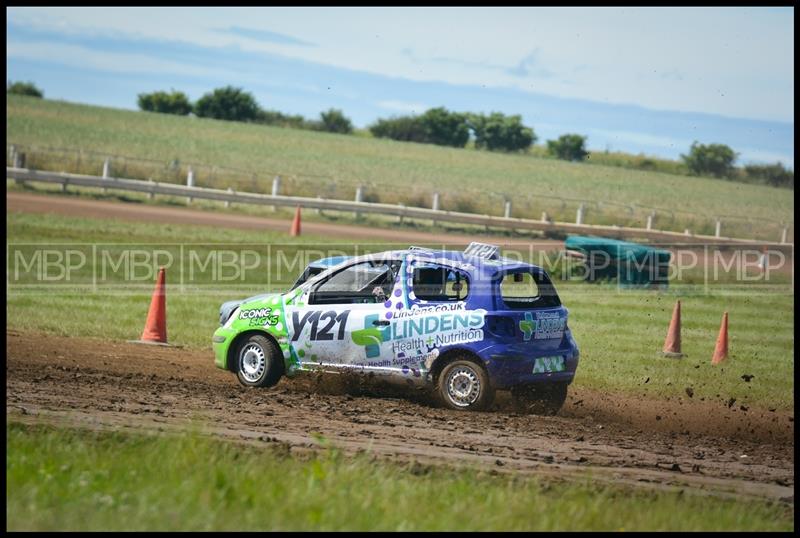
285, 258, 402, 374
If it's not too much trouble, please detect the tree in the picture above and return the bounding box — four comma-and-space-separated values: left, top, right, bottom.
744, 162, 794, 189
547, 134, 588, 161
681, 141, 737, 178
255, 109, 314, 129
419, 107, 470, 147
318, 108, 353, 134
369, 107, 470, 147
469, 112, 536, 152
7, 81, 43, 98
369, 115, 428, 143
194, 86, 261, 122
137, 90, 192, 115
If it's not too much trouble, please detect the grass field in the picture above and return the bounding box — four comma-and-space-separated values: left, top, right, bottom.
6, 423, 793, 531
6, 95, 793, 240
6, 211, 794, 410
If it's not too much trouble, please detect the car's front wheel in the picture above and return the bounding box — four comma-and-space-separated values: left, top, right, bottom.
438, 359, 494, 411
511, 382, 568, 415
235, 334, 283, 388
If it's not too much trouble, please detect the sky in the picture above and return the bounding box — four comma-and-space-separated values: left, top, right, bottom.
5, 6, 795, 167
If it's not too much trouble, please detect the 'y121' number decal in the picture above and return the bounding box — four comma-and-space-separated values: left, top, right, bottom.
291, 310, 350, 341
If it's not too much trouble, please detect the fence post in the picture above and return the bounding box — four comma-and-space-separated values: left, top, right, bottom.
576, 204, 585, 225
148, 179, 156, 200
186, 167, 194, 204
431, 192, 440, 226
781, 227, 788, 244
9, 145, 15, 166
504, 200, 512, 219
271, 175, 281, 211
13, 151, 25, 169
541, 211, 550, 223
225, 187, 233, 208
102, 158, 111, 194
355, 186, 364, 219
684, 228, 691, 236
398, 203, 405, 225
715, 220, 722, 238
11, 147, 25, 186
646, 212, 654, 230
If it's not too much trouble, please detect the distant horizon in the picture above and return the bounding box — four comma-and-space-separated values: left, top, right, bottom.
7, 7, 794, 167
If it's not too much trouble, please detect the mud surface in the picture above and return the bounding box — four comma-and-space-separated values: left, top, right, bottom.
6, 330, 794, 502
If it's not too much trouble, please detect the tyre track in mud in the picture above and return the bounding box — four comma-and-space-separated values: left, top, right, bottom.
5, 330, 794, 503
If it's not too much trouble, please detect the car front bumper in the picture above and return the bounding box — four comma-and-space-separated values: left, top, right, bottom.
212, 327, 236, 370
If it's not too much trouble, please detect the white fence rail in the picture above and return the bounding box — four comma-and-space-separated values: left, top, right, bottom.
7, 167, 792, 246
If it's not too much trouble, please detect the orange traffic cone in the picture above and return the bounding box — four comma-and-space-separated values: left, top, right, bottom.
290, 205, 302, 237
661, 300, 684, 358
711, 312, 729, 365
130, 267, 169, 345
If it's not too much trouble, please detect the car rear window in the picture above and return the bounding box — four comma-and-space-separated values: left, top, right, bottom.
499, 270, 560, 309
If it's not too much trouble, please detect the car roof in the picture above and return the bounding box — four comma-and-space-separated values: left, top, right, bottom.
307, 255, 352, 269
297, 245, 550, 298
330, 246, 546, 277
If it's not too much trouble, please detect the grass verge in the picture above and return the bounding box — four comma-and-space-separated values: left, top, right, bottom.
6, 422, 793, 531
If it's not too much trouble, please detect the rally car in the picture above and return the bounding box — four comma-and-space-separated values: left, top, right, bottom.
212, 243, 580, 413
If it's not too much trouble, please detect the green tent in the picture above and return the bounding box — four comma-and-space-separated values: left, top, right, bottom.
564, 235, 671, 288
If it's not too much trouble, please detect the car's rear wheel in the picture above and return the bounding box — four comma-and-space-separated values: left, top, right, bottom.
235, 334, 283, 388
511, 382, 568, 415
438, 359, 494, 411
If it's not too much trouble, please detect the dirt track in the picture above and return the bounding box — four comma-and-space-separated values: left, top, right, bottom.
6, 330, 794, 503
6, 191, 562, 248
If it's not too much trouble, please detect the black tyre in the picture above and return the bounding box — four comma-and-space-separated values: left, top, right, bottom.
438, 359, 494, 411
235, 334, 283, 388
511, 382, 568, 415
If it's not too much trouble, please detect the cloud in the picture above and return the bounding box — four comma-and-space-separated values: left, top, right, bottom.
659, 69, 684, 81
418, 48, 555, 80
6, 39, 225, 78
430, 54, 507, 72
505, 49, 555, 79
219, 26, 315, 47
377, 100, 429, 114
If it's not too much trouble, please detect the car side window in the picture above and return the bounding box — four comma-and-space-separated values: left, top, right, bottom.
310, 260, 400, 304
413, 264, 469, 302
